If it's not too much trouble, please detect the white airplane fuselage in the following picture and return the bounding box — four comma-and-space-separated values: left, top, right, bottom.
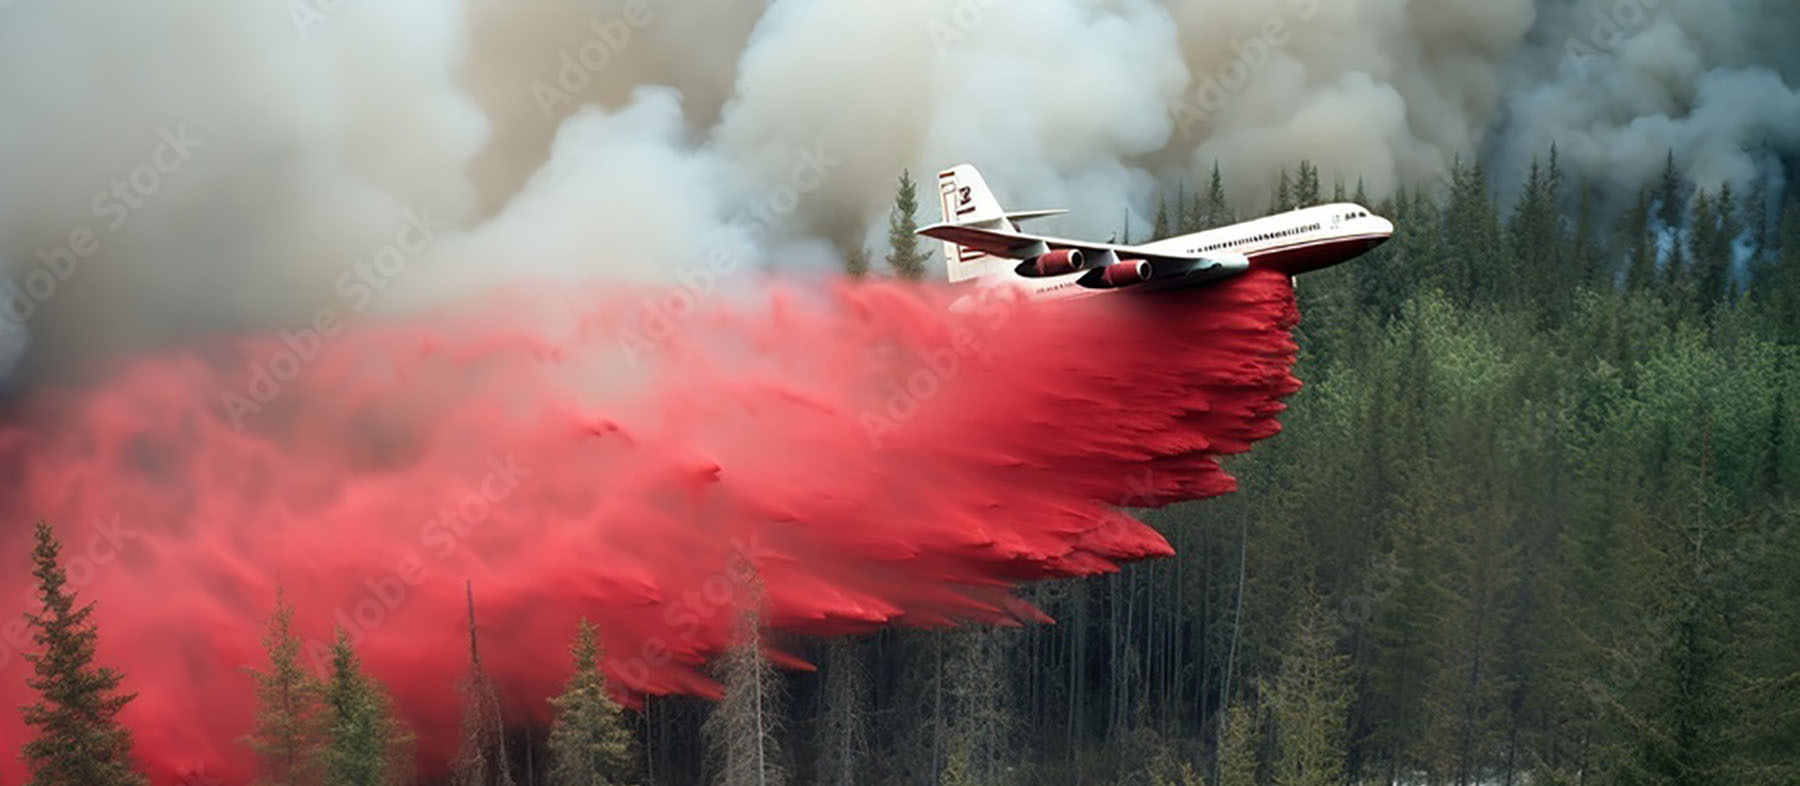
918, 164, 1394, 303
991, 203, 1394, 302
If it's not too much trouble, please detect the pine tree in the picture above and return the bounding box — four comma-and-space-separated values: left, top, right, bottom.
842, 244, 871, 278
1657, 150, 1686, 232
1179, 182, 1201, 234
703, 577, 785, 786
1770, 203, 1800, 338
1293, 160, 1321, 208
1712, 182, 1741, 302
547, 620, 636, 786
1570, 180, 1606, 288
886, 170, 928, 280
1689, 188, 1721, 309
452, 583, 514, 786
1153, 192, 1172, 240
1215, 698, 1259, 786
1271, 588, 1350, 786
243, 587, 324, 786
320, 630, 412, 786
946, 628, 1013, 785
1623, 187, 1657, 291
1272, 168, 1294, 213
813, 639, 868, 786
19, 521, 149, 786
1745, 177, 1770, 267
1204, 161, 1232, 228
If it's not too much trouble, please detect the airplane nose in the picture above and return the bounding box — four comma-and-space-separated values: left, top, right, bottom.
1374, 216, 1395, 237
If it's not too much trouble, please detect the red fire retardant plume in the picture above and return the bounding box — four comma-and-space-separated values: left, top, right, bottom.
0, 270, 1299, 783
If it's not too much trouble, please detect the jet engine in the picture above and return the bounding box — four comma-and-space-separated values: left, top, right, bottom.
1031, 249, 1086, 276
1099, 259, 1151, 287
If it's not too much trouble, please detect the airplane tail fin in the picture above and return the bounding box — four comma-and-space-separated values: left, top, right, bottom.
935, 165, 1019, 284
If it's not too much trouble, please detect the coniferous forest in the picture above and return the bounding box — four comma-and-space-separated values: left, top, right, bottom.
16, 149, 1800, 786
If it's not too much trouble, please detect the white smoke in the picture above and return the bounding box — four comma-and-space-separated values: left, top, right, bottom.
1, 0, 1795, 384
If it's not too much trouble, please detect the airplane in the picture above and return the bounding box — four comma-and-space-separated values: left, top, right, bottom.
917, 164, 1394, 301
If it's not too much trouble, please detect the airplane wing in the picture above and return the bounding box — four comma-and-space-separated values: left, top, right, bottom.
917, 222, 1248, 287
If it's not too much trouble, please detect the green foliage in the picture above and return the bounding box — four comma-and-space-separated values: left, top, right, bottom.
1214, 699, 1259, 786
1270, 589, 1349, 786
320, 630, 412, 786
887, 170, 928, 280
1203, 161, 1232, 228
843, 244, 871, 278
547, 620, 636, 786
19, 522, 149, 786
243, 588, 325, 786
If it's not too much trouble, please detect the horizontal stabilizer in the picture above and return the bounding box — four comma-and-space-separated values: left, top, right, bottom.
1002, 209, 1068, 224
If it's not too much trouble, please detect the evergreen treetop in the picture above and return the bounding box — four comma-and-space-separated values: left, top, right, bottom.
547, 619, 637, 786
20, 521, 148, 786
242, 587, 324, 786
886, 170, 929, 280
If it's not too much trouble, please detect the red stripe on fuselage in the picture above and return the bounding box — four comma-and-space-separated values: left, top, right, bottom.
1244, 232, 1390, 276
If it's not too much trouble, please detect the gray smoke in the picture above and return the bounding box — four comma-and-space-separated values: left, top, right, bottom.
1, 0, 1796, 384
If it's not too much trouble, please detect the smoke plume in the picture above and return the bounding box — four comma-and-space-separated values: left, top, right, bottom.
3, 0, 1797, 383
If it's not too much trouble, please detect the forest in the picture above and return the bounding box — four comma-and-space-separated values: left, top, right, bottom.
16, 149, 1800, 786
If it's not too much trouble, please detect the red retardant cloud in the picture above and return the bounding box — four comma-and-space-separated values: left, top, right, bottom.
0, 270, 1299, 783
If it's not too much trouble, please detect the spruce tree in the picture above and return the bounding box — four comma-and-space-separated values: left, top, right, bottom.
1623, 187, 1657, 291
547, 620, 636, 786
886, 170, 928, 280
1271, 588, 1351, 786
1204, 161, 1231, 228
1215, 698, 1259, 786
19, 521, 149, 786
842, 244, 871, 278
1272, 167, 1294, 213
243, 587, 324, 786
320, 630, 411, 786
1293, 160, 1321, 207
1178, 183, 1200, 234
1658, 150, 1686, 231
1153, 192, 1171, 240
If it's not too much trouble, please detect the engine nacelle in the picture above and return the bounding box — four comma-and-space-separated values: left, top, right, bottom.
1031, 249, 1086, 277
1100, 259, 1152, 287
